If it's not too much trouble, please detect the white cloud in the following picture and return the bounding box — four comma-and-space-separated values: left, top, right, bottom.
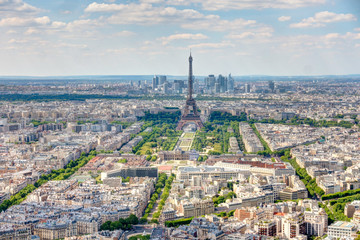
139, 0, 164, 3
278, 16, 291, 22
85, 2, 134, 12
0, 0, 41, 16
65, 18, 104, 32
355, 28, 360, 32
290, 11, 357, 28
325, 33, 340, 39
163, 0, 325, 11
159, 33, 208, 45
24, 27, 39, 35
8, 38, 27, 44
226, 26, 273, 40
106, 5, 204, 25
189, 41, 234, 49
227, 32, 270, 39
0, 16, 50, 27
84, 2, 263, 32
181, 16, 257, 31
52, 21, 67, 28
277, 31, 360, 52
344, 32, 360, 40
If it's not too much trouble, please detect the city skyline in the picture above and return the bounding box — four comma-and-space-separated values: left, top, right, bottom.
0, 0, 359, 76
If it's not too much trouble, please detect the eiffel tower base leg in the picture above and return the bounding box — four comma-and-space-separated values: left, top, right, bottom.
176, 119, 204, 131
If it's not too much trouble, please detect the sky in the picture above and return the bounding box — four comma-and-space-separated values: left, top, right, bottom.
0, 0, 359, 76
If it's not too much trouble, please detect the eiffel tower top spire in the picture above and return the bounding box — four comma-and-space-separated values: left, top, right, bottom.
188, 52, 193, 100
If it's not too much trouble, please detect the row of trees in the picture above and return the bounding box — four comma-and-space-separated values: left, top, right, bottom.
164, 209, 236, 228
165, 217, 194, 227
230, 121, 246, 152
76, 120, 99, 125
280, 154, 325, 197
208, 110, 357, 129
30, 120, 55, 127
329, 194, 360, 206
322, 188, 360, 201
0, 151, 97, 212
286, 116, 355, 128
247, 116, 356, 128
0, 93, 142, 102
140, 173, 168, 223
100, 214, 139, 231
138, 111, 181, 125
151, 174, 175, 223
208, 111, 247, 123
129, 235, 150, 240
248, 123, 272, 155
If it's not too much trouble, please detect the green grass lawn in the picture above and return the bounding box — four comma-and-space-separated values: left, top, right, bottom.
180, 139, 192, 146
213, 143, 222, 152
183, 132, 196, 138
138, 142, 156, 155
128, 235, 150, 240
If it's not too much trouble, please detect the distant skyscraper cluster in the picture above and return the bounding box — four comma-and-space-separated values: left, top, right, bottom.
152, 75, 169, 94
204, 74, 234, 94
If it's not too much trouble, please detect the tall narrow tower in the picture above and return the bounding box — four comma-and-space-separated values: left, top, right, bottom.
188, 53, 193, 100
176, 53, 204, 131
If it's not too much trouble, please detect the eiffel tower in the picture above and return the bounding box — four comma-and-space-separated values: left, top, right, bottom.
176, 53, 204, 131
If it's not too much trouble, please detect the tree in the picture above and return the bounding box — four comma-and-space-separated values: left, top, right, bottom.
127, 214, 139, 225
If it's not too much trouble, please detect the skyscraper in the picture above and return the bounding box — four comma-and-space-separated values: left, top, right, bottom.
228, 74, 234, 92
269, 80, 275, 92
152, 75, 159, 90
245, 83, 251, 93
205, 75, 216, 93
217, 74, 227, 93
159, 75, 167, 85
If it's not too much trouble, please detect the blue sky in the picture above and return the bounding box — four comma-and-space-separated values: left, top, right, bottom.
0, 0, 359, 76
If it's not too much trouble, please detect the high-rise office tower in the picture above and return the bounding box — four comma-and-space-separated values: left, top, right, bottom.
228, 74, 234, 92
245, 83, 251, 93
217, 74, 227, 93
215, 83, 220, 93
205, 75, 216, 93
159, 75, 167, 85
152, 75, 159, 90
269, 80, 275, 92
194, 78, 199, 93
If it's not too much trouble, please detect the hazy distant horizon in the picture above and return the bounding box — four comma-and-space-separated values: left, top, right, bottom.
1, 74, 360, 83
